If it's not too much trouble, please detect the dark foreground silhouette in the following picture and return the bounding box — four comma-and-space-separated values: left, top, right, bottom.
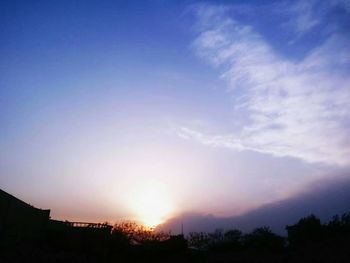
1, 189, 350, 262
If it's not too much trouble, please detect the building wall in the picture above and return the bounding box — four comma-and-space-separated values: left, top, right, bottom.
0, 189, 50, 244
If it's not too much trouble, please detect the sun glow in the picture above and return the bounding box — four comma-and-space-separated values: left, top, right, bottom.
129, 181, 174, 228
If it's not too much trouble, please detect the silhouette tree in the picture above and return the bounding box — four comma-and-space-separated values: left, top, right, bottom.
325, 212, 350, 251
243, 226, 285, 252
187, 232, 210, 250
112, 221, 169, 245
224, 229, 242, 243
286, 214, 323, 249
208, 229, 224, 245
206, 229, 244, 252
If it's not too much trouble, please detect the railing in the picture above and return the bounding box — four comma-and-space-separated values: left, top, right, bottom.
65, 221, 112, 229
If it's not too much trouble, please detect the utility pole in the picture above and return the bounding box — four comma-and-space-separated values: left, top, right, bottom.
181, 218, 184, 236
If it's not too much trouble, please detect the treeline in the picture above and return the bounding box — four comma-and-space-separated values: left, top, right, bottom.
104, 212, 350, 261
185, 212, 350, 262
2, 212, 350, 262
187, 212, 350, 250
188, 226, 284, 252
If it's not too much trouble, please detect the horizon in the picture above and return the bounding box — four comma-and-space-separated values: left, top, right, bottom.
1, 0, 350, 233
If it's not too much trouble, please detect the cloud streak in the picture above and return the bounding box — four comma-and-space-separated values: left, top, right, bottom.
181, 1, 350, 166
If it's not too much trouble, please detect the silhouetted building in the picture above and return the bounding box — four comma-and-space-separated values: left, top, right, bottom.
0, 188, 113, 247
0, 189, 50, 244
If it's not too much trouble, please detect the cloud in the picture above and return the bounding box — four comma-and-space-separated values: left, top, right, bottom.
158, 174, 350, 235
180, 2, 350, 166
276, 0, 321, 36
275, 0, 350, 40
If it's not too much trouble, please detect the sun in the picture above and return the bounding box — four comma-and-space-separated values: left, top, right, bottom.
129, 181, 174, 228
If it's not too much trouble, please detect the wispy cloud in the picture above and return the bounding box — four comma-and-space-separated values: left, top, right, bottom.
277, 0, 321, 36
180, 2, 350, 166
275, 0, 350, 40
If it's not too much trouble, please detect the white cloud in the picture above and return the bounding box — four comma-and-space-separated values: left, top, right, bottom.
276, 0, 350, 39
278, 0, 320, 36
180, 3, 350, 166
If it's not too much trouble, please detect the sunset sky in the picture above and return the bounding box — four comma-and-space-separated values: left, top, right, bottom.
1, 0, 350, 228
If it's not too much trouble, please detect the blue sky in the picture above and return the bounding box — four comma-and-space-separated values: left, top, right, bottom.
1, 0, 350, 226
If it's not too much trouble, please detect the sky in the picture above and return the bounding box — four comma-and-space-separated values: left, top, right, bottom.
1, 0, 350, 228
